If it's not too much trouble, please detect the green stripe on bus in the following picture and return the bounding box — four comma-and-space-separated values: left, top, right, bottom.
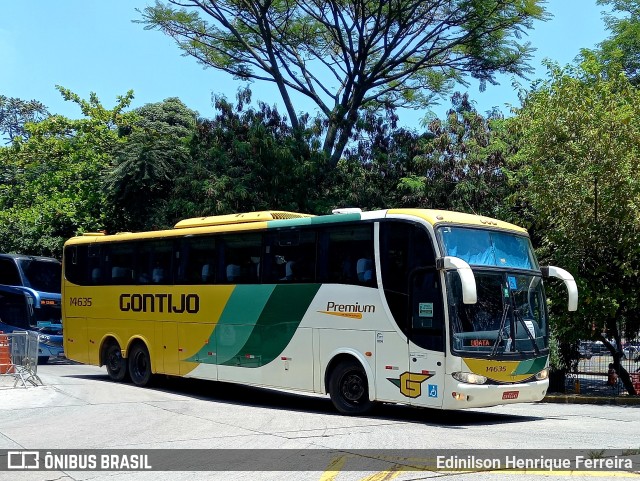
267, 213, 361, 229
309, 213, 361, 225
512, 356, 547, 375
267, 218, 314, 229
220, 284, 321, 367
186, 285, 275, 364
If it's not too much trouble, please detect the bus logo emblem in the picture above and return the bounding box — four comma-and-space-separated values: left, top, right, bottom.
388, 371, 434, 398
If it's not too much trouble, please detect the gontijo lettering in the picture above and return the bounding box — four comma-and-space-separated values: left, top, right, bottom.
119, 293, 199, 313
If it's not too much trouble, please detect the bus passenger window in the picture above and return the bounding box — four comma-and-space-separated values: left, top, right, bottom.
134, 240, 172, 285
220, 233, 262, 284
264, 229, 316, 283
109, 243, 136, 285
178, 235, 216, 285
321, 225, 374, 286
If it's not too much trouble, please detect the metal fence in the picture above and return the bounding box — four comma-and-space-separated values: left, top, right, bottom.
557, 346, 640, 396
0, 331, 42, 387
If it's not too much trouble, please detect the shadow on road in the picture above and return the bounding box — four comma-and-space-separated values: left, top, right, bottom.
61, 368, 544, 428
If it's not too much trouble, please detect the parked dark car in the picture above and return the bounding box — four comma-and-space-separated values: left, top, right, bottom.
578, 341, 593, 359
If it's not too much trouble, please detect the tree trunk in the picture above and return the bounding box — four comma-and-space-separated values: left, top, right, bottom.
326, 107, 360, 168
617, 367, 638, 396
601, 335, 637, 395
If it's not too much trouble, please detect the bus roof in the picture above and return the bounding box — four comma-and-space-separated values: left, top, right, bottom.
388, 209, 527, 233
174, 211, 313, 229
65, 208, 526, 245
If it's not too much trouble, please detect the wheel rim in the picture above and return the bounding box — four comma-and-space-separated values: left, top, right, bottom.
132, 350, 148, 379
341, 371, 365, 403
107, 347, 122, 373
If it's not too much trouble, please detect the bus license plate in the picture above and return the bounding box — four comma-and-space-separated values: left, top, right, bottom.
502, 391, 519, 400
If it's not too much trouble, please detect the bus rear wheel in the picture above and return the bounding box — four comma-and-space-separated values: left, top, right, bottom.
329, 360, 373, 415
128, 343, 152, 387
104, 342, 128, 382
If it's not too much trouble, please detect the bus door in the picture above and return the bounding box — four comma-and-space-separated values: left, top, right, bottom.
374, 325, 410, 403
161, 321, 180, 375
407, 268, 445, 408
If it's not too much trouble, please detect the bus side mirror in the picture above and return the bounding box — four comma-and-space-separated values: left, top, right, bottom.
437, 256, 477, 305
541, 266, 578, 312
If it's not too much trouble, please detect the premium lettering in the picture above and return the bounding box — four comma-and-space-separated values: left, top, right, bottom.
119, 293, 199, 313
325, 301, 375, 314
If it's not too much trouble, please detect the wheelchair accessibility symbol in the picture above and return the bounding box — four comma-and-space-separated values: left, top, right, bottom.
428, 384, 438, 398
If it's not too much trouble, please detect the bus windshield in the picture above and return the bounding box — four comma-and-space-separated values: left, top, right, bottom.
0, 289, 35, 329
438, 226, 538, 270
18, 259, 61, 294
446, 271, 547, 356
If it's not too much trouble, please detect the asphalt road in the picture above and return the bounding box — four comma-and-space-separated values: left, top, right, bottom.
0, 362, 638, 481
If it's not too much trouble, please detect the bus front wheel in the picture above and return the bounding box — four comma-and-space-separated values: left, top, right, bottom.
104, 343, 128, 382
128, 343, 152, 387
329, 360, 373, 415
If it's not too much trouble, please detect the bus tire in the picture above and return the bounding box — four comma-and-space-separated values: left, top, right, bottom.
328, 359, 373, 415
37, 356, 49, 365
128, 343, 152, 387
104, 342, 128, 382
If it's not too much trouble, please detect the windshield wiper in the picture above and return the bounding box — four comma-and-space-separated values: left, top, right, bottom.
490, 303, 510, 357
514, 310, 540, 355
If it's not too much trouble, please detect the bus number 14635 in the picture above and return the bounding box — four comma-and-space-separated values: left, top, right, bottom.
69, 297, 92, 307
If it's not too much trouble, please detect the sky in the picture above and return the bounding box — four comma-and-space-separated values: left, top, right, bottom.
0, 1, 612, 128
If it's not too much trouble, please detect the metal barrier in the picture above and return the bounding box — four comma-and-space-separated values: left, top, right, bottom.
0, 331, 42, 387
556, 347, 640, 396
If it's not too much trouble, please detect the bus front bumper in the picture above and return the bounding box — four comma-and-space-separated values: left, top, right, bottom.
442, 378, 549, 409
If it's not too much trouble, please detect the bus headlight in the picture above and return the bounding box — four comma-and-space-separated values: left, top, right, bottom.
535, 368, 549, 380
452, 372, 487, 385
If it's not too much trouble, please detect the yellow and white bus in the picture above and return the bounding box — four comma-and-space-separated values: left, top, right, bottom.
62, 208, 577, 413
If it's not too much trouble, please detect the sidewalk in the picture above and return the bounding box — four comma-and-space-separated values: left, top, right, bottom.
544, 393, 640, 405
544, 373, 640, 405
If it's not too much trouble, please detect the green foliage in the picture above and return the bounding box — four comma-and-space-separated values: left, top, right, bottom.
140, 0, 548, 165
0, 95, 49, 143
391, 93, 510, 214
104, 98, 197, 231
153, 88, 327, 225
596, 0, 640, 84
505, 58, 640, 385
322, 92, 512, 215
0, 88, 135, 257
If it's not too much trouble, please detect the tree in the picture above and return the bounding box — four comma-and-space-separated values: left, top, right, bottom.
104, 98, 197, 231
321, 92, 513, 216
406, 92, 510, 214
156, 88, 326, 225
333, 92, 509, 214
0, 87, 134, 257
595, 0, 640, 85
140, 0, 548, 166
0, 95, 49, 143
506, 58, 640, 395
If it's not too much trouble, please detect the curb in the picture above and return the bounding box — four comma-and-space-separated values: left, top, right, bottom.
543, 394, 640, 405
